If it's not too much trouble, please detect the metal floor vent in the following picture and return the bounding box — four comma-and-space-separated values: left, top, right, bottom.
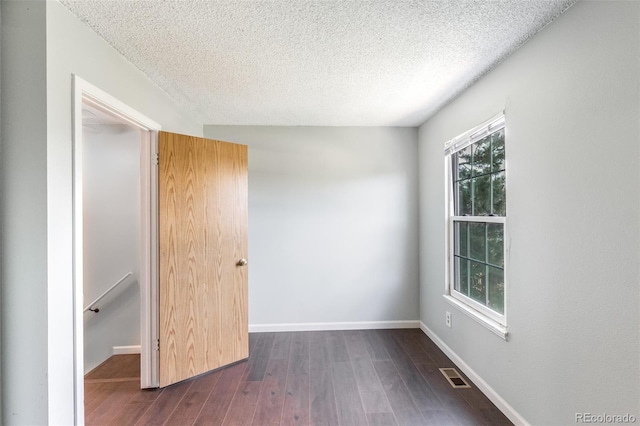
439, 368, 471, 388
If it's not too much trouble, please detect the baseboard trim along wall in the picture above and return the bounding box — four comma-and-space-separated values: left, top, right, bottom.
419, 322, 529, 426
113, 345, 141, 355
249, 320, 420, 333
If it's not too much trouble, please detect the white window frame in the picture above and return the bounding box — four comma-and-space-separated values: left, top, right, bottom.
443, 112, 509, 340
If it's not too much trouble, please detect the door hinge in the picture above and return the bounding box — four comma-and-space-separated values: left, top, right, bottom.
154, 153, 159, 166
156, 338, 160, 352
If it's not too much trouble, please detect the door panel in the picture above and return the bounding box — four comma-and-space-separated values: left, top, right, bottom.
158, 131, 248, 387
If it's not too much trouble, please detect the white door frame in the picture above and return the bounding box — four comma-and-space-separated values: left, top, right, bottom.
72, 75, 161, 424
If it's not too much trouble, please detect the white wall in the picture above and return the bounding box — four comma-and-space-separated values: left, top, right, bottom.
1, 2, 48, 425
204, 126, 420, 327
83, 124, 140, 374
1, 1, 204, 423
418, 1, 639, 424
0, 1, 5, 421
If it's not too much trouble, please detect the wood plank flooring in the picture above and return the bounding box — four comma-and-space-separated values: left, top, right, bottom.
85, 329, 512, 425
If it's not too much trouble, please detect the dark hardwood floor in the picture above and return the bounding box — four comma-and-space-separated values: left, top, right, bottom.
84, 329, 512, 425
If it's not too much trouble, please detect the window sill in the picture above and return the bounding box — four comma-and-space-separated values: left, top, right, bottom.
443, 295, 509, 341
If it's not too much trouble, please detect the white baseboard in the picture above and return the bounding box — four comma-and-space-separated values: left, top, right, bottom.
249, 320, 420, 333
113, 345, 141, 355
419, 322, 529, 426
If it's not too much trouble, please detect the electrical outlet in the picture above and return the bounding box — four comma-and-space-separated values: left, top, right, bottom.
446, 311, 452, 328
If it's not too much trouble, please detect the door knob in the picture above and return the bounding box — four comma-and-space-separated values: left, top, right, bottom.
236, 258, 248, 266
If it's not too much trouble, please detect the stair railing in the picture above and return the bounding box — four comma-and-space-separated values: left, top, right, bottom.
83, 272, 133, 313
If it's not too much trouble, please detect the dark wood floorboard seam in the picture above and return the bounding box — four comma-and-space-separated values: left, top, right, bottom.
218, 362, 253, 426
277, 331, 294, 425
309, 332, 339, 426
281, 332, 311, 425
344, 331, 395, 420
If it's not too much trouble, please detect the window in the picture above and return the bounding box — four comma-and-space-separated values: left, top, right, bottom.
445, 113, 507, 336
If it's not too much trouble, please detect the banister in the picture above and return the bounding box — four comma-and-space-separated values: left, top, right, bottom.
83, 272, 133, 313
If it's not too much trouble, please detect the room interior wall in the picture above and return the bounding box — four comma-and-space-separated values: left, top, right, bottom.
204, 126, 420, 328
418, 1, 639, 424
1, 0, 204, 423
0, 1, 4, 421
0, 2, 49, 425
82, 124, 141, 374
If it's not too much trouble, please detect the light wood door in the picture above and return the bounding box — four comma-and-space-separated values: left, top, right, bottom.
158, 131, 248, 387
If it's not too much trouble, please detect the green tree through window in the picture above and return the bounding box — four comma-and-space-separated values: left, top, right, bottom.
447, 116, 507, 322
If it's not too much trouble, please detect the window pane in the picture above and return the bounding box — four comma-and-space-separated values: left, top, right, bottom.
454, 257, 460, 291
491, 129, 505, 172
492, 172, 506, 216
469, 261, 486, 303
448, 121, 506, 319
488, 266, 504, 314
457, 179, 472, 216
469, 223, 486, 262
472, 137, 491, 177
454, 222, 468, 257
457, 146, 472, 180
473, 175, 491, 216
487, 223, 503, 267
455, 257, 469, 295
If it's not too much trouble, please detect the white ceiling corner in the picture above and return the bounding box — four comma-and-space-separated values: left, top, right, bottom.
59, 0, 576, 127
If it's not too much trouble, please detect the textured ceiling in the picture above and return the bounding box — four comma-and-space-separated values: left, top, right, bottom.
60, 0, 575, 127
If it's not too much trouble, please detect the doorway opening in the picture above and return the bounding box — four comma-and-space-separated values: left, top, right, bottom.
72, 76, 161, 424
